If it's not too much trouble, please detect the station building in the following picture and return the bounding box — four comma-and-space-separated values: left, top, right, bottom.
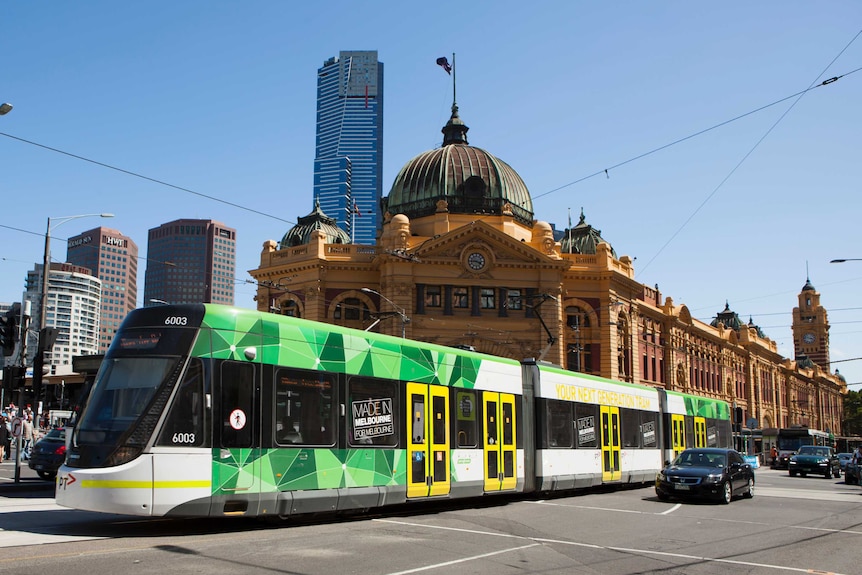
250, 102, 847, 437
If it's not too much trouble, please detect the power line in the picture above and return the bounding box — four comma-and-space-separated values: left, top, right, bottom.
0, 131, 297, 226
637, 32, 862, 276
532, 63, 861, 202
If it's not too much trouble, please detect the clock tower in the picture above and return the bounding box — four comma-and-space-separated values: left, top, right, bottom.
791, 277, 830, 369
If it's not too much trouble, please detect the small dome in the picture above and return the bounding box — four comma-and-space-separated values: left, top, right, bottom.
835, 369, 846, 383
711, 301, 743, 331
383, 104, 534, 226
802, 277, 816, 292
797, 354, 815, 369
279, 201, 350, 248
560, 209, 617, 257
747, 316, 767, 339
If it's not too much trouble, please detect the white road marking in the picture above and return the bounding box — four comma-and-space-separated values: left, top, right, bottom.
377, 518, 847, 575
383, 543, 541, 575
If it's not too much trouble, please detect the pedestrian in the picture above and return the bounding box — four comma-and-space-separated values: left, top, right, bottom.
3, 415, 10, 460
21, 415, 33, 460
0, 416, 8, 461
770, 444, 778, 468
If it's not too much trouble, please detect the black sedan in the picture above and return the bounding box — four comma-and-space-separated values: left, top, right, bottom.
655, 448, 755, 504
788, 445, 840, 478
28, 427, 66, 480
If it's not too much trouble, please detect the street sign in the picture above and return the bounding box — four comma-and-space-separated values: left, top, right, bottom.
10, 416, 23, 438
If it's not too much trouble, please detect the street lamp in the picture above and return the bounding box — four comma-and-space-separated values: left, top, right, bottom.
40, 213, 114, 331
361, 287, 410, 338
830, 259, 862, 263
0, 103, 12, 115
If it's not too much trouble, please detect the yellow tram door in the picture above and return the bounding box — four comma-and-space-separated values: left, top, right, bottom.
671, 414, 686, 458
693, 416, 707, 448
483, 392, 517, 492
406, 383, 451, 498
600, 406, 621, 482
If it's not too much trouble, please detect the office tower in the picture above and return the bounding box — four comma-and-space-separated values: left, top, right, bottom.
65, 227, 138, 353
24, 263, 101, 375
314, 50, 383, 245
143, 218, 236, 307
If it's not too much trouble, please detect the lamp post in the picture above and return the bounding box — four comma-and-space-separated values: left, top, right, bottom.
40, 213, 114, 331
0, 102, 12, 115
361, 287, 409, 338
830, 259, 862, 263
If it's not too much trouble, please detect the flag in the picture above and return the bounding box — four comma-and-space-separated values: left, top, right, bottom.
436, 56, 451, 75
354, 202, 361, 217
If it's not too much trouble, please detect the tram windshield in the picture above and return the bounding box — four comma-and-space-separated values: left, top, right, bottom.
73, 324, 199, 452
76, 356, 182, 445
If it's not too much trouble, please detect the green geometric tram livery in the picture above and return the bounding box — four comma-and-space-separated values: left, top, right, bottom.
56, 304, 732, 517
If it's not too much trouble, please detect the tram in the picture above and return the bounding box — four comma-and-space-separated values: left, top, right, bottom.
56, 304, 732, 517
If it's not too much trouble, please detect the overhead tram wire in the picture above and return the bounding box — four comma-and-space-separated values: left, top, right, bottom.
635, 33, 862, 276
0, 132, 297, 227
532, 62, 861, 203
2, 64, 859, 244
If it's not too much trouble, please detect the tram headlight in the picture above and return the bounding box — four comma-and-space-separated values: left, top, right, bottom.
104, 445, 144, 467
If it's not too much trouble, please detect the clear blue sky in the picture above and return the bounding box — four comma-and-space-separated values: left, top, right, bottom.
2, 2, 861, 388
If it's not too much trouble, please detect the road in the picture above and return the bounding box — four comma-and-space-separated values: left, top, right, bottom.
1, 466, 860, 575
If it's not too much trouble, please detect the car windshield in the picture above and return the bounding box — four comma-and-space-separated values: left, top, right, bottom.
674, 451, 726, 467
43, 428, 66, 441
797, 446, 829, 457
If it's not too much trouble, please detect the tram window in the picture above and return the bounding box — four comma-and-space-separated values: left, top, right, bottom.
454, 390, 479, 447
575, 404, 598, 448
157, 358, 205, 447
219, 361, 255, 448
706, 423, 718, 447
620, 408, 641, 448
274, 368, 335, 447
348, 376, 398, 447
546, 400, 573, 448
684, 417, 695, 449
640, 412, 658, 448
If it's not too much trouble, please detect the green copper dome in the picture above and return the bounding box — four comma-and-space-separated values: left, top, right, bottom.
280, 201, 351, 248
382, 104, 534, 226
560, 209, 617, 256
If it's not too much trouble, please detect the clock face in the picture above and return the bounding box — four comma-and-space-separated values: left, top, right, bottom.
803, 332, 816, 344
467, 252, 486, 271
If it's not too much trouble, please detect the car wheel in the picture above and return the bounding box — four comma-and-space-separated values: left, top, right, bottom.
743, 477, 754, 499
800, 472, 807, 477
36, 470, 56, 481
720, 481, 732, 504
656, 490, 670, 502
789, 471, 796, 477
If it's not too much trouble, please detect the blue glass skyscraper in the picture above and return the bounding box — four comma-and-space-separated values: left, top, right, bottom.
314, 51, 383, 245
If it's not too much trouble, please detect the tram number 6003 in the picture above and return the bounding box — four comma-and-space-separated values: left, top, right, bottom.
165, 316, 188, 326
172, 433, 196, 444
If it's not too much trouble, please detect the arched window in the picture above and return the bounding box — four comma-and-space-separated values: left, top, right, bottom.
334, 297, 370, 322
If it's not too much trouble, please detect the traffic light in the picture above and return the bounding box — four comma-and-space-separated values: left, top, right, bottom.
2, 365, 25, 396
0, 309, 17, 356
32, 326, 59, 402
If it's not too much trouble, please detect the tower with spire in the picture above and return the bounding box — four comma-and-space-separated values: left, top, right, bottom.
791, 277, 830, 369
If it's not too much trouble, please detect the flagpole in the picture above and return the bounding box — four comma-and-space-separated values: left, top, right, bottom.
452, 52, 456, 106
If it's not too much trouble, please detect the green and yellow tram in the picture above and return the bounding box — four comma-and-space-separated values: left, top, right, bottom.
57, 304, 731, 517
